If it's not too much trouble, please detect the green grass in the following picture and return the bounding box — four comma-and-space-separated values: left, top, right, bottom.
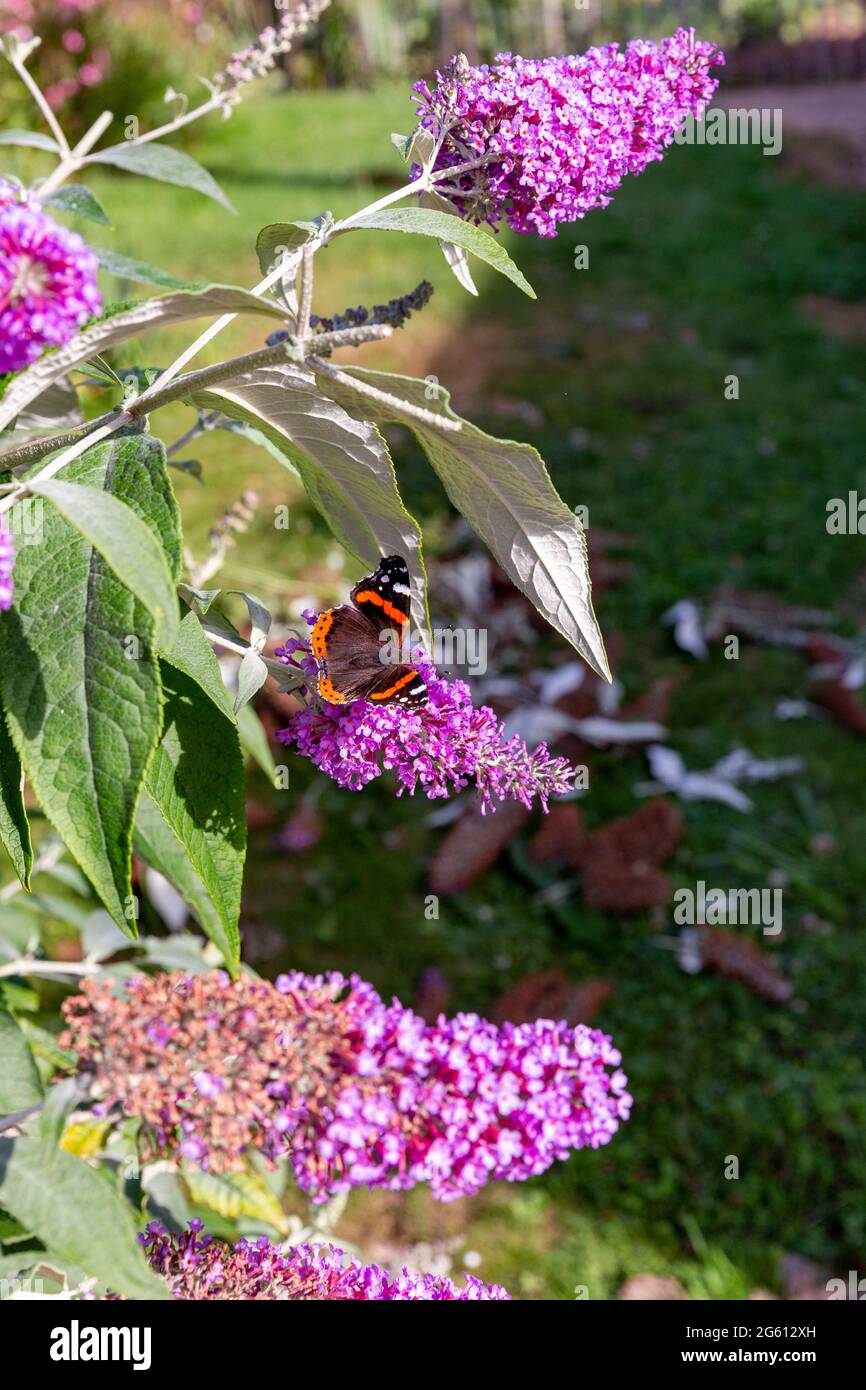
6, 82, 866, 1298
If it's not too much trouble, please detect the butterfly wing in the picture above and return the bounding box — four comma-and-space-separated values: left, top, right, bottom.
364, 663, 429, 709
311, 556, 428, 708
310, 604, 384, 704
350, 554, 413, 634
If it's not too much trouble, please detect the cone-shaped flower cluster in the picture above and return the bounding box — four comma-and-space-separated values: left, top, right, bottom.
212, 0, 331, 105
412, 29, 723, 237
277, 636, 579, 813
0, 520, 14, 612
61, 969, 631, 1202
134, 1221, 510, 1300
0, 195, 101, 372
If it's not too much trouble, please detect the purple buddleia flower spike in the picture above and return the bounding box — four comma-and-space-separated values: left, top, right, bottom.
412, 28, 724, 237
275, 629, 579, 813
0, 520, 15, 612
128, 1224, 511, 1300
61, 969, 631, 1203
0, 200, 101, 372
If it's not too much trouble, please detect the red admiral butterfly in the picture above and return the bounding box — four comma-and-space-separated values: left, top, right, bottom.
310, 554, 428, 709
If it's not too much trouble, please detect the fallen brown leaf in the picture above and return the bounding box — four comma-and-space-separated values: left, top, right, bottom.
528, 803, 588, 868
809, 677, 866, 734
695, 928, 793, 1004
491, 970, 613, 1027
588, 798, 684, 867
583, 854, 672, 911
428, 800, 531, 895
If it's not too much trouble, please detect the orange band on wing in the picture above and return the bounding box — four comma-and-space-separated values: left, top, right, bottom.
317, 673, 348, 704
353, 589, 409, 625
311, 608, 335, 659
368, 669, 419, 700
312, 610, 349, 703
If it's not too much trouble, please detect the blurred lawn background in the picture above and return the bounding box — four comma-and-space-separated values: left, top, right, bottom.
2, 1, 866, 1299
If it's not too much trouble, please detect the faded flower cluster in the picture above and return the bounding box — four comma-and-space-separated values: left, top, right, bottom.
61, 968, 631, 1202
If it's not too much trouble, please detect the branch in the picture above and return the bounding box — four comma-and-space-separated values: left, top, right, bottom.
36, 110, 114, 200
0, 260, 294, 511
116, 95, 224, 150
311, 356, 462, 433
330, 171, 427, 234
8, 50, 71, 156
0, 957, 102, 980
299, 322, 392, 354
0, 417, 118, 470
296, 245, 315, 339
0, 325, 393, 474
0, 412, 133, 511
0, 1103, 43, 1136
125, 342, 299, 414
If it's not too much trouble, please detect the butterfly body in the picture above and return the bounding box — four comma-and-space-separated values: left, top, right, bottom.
311, 555, 428, 709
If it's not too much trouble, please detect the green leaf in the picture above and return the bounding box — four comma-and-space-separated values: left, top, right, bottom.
177, 583, 222, 615
134, 790, 239, 974
194, 366, 428, 631
408, 128, 436, 168
0, 1010, 43, 1112
0, 432, 181, 931
162, 609, 235, 722
198, 607, 245, 650
255, 219, 330, 316
31, 477, 180, 649
0, 714, 32, 890
228, 591, 271, 647
81, 911, 129, 962
255, 218, 331, 277
140, 931, 212, 974
317, 368, 610, 680
15, 378, 82, 431
337, 206, 535, 298
234, 648, 268, 714
94, 246, 197, 290
0, 285, 288, 431
262, 657, 309, 696
42, 184, 110, 225
0, 130, 59, 151
236, 703, 276, 779
144, 664, 245, 966
88, 142, 234, 212
168, 456, 203, 481
17, 892, 92, 932
17, 1018, 77, 1074
76, 354, 123, 389
183, 1167, 289, 1234
39, 1079, 79, 1157
420, 189, 478, 296
0, 1137, 169, 1298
